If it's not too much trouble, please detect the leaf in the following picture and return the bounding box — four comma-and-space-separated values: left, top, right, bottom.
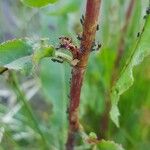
4, 56, 32, 73
79, 131, 125, 150
32, 45, 55, 63
0, 38, 55, 74
0, 39, 32, 66
21, 0, 58, 8
40, 59, 69, 148
97, 140, 125, 150
110, 15, 150, 127
0, 39, 33, 73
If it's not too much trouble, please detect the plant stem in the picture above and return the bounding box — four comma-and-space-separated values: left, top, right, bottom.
111, 0, 135, 85
10, 72, 49, 149
66, 0, 101, 149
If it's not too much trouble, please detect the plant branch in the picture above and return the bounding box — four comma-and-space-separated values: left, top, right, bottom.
66, 0, 101, 149
10, 72, 49, 149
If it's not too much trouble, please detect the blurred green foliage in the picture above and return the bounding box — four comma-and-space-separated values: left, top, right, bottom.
0, 0, 150, 149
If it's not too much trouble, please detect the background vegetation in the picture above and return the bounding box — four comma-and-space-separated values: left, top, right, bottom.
0, 0, 150, 149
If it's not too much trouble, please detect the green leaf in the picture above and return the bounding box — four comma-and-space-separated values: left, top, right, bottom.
4, 56, 32, 73
21, 0, 58, 8
97, 140, 125, 150
32, 45, 55, 63
89, 132, 97, 139
0, 39, 33, 73
110, 15, 150, 127
0, 38, 56, 74
0, 39, 32, 66
40, 60, 69, 148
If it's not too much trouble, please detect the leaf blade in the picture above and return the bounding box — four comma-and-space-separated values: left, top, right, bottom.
0, 38, 56, 74
21, 0, 58, 8
0, 39, 32, 66
97, 140, 125, 150
110, 15, 150, 127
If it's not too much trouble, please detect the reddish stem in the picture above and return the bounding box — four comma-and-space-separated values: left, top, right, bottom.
66, 0, 101, 149
99, 0, 135, 139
